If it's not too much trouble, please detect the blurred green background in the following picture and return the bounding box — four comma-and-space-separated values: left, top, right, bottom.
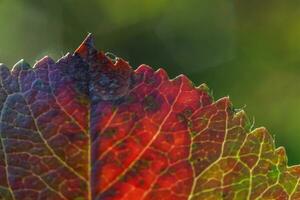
1, 0, 300, 164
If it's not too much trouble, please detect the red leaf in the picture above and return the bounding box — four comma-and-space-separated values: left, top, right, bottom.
1, 34, 300, 200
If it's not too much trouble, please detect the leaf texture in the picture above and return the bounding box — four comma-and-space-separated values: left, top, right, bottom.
0, 34, 300, 200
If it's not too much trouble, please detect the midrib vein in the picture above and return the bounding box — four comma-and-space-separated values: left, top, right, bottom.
87, 103, 92, 200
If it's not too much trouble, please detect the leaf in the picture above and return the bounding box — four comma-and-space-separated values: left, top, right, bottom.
0, 34, 300, 200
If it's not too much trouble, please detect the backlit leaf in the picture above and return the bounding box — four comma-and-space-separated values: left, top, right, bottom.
1, 34, 300, 200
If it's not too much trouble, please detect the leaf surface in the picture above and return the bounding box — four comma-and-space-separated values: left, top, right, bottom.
1, 35, 300, 200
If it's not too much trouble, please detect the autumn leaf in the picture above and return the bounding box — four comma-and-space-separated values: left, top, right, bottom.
1, 34, 300, 200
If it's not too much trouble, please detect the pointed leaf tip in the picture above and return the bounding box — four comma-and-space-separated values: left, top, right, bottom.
82, 33, 95, 47
75, 33, 97, 60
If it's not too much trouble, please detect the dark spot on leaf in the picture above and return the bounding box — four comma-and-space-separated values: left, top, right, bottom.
164, 134, 174, 144
143, 95, 159, 112
103, 127, 118, 138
